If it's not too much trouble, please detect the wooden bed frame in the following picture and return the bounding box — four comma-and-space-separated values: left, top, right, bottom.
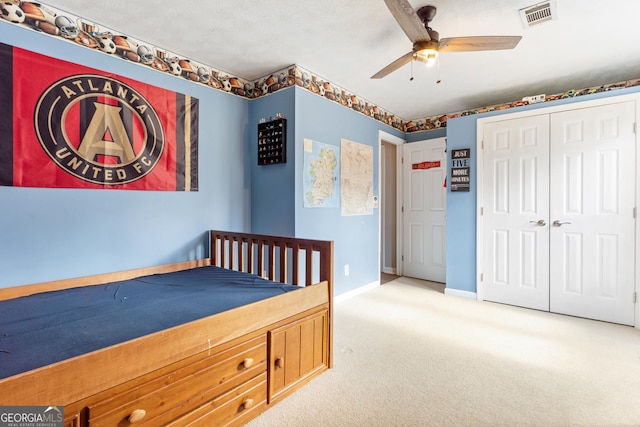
0, 230, 334, 427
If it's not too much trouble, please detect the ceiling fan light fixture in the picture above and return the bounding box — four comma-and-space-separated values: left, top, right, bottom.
372, 1, 521, 79
413, 39, 439, 67
416, 48, 438, 67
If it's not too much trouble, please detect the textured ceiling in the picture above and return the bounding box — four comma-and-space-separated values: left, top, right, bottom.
39, 0, 640, 121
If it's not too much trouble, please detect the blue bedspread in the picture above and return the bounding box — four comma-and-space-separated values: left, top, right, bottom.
0, 266, 299, 379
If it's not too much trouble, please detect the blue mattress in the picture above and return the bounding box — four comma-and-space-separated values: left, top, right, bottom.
0, 266, 299, 379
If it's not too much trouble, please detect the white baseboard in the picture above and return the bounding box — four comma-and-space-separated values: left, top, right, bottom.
335, 282, 478, 303
335, 281, 380, 304
382, 267, 397, 274
444, 287, 477, 300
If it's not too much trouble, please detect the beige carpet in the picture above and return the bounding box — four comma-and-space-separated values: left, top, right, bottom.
246, 276, 640, 427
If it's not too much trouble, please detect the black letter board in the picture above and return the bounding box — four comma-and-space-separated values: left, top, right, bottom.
450, 148, 470, 192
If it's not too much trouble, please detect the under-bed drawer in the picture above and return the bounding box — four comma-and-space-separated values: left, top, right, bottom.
166, 371, 267, 427
87, 336, 266, 426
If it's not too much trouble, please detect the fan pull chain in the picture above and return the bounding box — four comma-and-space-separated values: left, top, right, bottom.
436, 55, 441, 84
410, 59, 414, 81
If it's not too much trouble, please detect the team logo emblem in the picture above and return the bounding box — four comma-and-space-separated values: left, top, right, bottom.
35, 74, 164, 185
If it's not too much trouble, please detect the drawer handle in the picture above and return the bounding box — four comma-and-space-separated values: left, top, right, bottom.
241, 398, 255, 410
275, 357, 284, 369
242, 357, 254, 369
128, 409, 146, 423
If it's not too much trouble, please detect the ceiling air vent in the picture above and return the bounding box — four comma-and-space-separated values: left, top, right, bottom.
519, 1, 556, 28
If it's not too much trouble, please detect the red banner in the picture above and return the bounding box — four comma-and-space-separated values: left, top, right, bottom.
412, 161, 440, 170
0, 43, 198, 191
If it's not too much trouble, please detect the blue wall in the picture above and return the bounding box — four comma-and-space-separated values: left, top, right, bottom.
249, 87, 406, 295
294, 88, 404, 295
249, 89, 296, 236
405, 128, 446, 142
0, 22, 251, 288
5, 18, 637, 297
0, 21, 407, 297
443, 116, 478, 293
444, 86, 640, 294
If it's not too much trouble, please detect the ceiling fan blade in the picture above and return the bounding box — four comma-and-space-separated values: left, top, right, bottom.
383, 0, 431, 43
438, 35, 522, 52
371, 51, 415, 79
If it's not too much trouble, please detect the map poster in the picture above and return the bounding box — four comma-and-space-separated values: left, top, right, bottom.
340, 138, 373, 216
303, 138, 339, 208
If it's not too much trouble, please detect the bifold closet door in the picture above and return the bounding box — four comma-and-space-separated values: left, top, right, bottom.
481, 115, 550, 311
549, 102, 636, 325
482, 101, 636, 325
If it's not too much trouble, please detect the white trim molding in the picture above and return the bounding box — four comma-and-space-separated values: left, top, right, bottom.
378, 130, 406, 278
444, 287, 477, 300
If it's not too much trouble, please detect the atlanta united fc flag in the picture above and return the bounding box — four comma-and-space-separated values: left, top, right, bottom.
0, 43, 199, 191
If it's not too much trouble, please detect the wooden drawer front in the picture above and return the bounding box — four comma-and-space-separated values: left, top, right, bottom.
167, 372, 267, 427
63, 413, 80, 427
88, 337, 266, 426
268, 310, 328, 402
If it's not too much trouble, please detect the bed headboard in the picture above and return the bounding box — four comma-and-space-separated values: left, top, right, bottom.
209, 230, 334, 288
210, 230, 335, 369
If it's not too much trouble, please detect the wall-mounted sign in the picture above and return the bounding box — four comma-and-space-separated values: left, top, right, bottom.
0, 44, 199, 191
450, 148, 470, 192
412, 160, 440, 170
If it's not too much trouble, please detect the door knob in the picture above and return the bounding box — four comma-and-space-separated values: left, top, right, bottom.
552, 220, 571, 227
529, 219, 546, 226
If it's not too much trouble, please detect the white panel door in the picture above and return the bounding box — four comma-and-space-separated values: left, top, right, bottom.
482, 115, 550, 311
403, 138, 446, 282
549, 102, 636, 325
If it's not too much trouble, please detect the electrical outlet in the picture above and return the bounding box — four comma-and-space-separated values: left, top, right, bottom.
344, 264, 350, 276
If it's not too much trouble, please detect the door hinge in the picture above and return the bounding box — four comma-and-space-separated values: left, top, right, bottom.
634, 292, 637, 304
480, 273, 484, 282
634, 207, 637, 219
480, 207, 484, 216
402, 255, 404, 262
481, 140, 484, 150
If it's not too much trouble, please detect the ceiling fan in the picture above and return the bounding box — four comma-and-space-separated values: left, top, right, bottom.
372, 0, 522, 79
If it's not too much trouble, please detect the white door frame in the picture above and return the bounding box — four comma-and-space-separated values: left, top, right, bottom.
476, 93, 640, 328
379, 130, 405, 278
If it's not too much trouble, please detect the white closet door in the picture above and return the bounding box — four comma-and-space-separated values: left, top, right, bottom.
549, 101, 636, 325
481, 115, 550, 311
